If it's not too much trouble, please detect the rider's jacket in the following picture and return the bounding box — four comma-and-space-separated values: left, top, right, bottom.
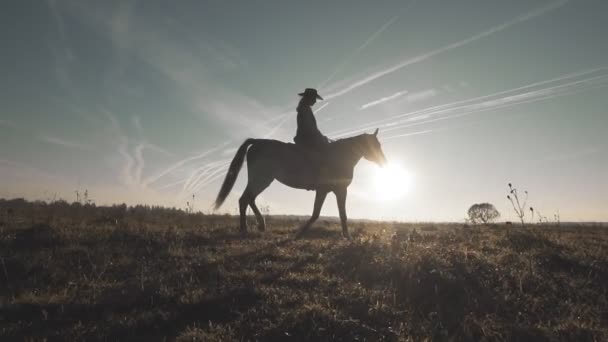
293, 105, 328, 147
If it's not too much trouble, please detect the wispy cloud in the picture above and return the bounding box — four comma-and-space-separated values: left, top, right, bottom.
38, 136, 92, 150
325, 0, 569, 100
57, 0, 279, 142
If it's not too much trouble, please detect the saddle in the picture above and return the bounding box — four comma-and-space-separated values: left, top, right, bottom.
292, 141, 329, 165
290, 142, 332, 190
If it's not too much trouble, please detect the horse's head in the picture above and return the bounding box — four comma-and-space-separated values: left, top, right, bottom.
361, 129, 387, 167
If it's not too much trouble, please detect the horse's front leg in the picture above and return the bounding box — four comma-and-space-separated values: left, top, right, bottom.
296, 190, 328, 238
335, 187, 351, 239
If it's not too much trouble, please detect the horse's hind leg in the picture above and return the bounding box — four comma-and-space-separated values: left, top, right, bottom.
238, 191, 251, 232
249, 201, 266, 231
248, 177, 273, 231
240, 176, 273, 232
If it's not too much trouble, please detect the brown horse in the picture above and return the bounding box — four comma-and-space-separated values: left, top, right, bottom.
214, 129, 387, 238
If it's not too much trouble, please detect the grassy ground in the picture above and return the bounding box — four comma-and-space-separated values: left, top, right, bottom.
1, 201, 607, 341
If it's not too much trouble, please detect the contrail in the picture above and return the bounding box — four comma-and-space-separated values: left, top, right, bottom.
183, 158, 231, 192
159, 0, 573, 195
360, 90, 408, 110
383, 129, 434, 141
189, 162, 232, 194
324, 0, 569, 100
380, 71, 608, 135
188, 98, 324, 193
188, 100, 326, 193
318, 14, 401, 89
375, 72, 608, 137
144, 142, 229, 187
165, 67, 608, 194
330, 67, 607, 138
182, 162, 223, 192
163, 102, 328, 193
156, 177, 187, 190
133, 143, 145, 186
118, 139, 135, 187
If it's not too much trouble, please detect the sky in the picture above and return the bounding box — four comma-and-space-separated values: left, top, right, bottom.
1, 0, 607, 222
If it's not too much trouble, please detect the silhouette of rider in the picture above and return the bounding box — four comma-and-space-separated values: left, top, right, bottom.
293, 88, 329, 148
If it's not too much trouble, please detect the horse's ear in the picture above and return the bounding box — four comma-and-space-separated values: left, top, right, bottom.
373, 128, 379, 136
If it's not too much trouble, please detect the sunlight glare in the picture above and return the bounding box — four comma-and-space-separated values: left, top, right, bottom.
373, 163, 413, 201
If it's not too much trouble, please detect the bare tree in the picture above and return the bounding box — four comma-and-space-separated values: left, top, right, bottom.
467, 203, 500, 224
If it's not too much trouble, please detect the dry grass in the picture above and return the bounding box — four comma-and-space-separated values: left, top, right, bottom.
1, 200, 607, 341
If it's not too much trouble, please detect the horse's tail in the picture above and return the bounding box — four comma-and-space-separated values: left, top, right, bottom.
214, 138, 256, 210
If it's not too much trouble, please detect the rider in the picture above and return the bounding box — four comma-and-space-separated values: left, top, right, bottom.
293, 88, 329, 189
293, 88, 329, 148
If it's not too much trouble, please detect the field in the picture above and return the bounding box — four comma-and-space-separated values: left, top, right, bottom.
1, 200, 607, 341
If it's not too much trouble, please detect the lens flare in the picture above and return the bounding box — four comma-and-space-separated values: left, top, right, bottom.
372, 163, 413, 201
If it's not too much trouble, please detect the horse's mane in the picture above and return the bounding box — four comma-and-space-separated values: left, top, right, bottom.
330, 133, 367, 146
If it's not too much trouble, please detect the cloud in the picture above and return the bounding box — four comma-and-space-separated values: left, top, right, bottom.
324, 0, 569, 100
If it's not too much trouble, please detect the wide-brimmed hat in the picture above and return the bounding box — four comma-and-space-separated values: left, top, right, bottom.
298, 88, 323, 100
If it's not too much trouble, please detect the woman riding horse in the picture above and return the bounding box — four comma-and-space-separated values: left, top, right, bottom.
293, 88, 329, 148
214, 87, 387, 238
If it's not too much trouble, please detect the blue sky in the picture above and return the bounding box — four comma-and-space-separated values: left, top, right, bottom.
1, 0, 607, 221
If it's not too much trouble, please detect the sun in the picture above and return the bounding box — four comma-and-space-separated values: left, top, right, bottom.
373, 163, 413, 201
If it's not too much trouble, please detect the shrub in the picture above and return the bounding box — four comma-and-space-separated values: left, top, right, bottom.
467, 203, 500, 224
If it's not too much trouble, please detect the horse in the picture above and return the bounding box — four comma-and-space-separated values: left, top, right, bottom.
214, 128, 387, 239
